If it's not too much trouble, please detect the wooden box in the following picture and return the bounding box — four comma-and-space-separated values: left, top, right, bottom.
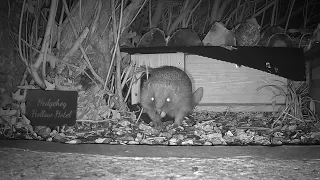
130, 52, 287, 112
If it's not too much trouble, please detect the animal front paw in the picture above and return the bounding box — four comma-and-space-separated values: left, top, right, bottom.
152, 118, 163, 127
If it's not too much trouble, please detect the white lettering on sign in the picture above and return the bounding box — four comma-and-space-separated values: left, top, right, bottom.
31, 109, 73, 119
37, 98, 67, 109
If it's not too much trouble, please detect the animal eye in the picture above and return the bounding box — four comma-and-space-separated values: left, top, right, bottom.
151, 97, 155, 101
166, 98, 170, 102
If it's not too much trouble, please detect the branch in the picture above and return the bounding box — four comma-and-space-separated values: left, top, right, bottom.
210, 0, 221, 23
151, 0, 165, 28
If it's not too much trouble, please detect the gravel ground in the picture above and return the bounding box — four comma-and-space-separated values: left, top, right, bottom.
0, 148, 320, 180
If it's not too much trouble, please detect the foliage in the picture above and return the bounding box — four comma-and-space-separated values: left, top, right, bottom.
257, 80, 319, 129
0, 0, 319, 124
130, 0, 320, 38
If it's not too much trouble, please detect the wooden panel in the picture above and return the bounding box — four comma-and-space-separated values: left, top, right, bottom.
195, 104, 284, 112
130, 53, 185, 104
186, 55, 287, 105
131, 53, 185, 68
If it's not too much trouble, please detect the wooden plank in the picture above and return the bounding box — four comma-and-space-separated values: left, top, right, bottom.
131, 53, 185, 68
185, 55, 287, 105
195, 104, 284, 112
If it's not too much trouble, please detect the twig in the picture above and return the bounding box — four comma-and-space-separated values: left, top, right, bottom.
124, 0, 148, 32
57, 2, 65, 50
89, 0, 102, 39
285, 0, 296, 32
61, 0, 104, 85
33, 0, 58, 69
136, 107, 144, 124
186, 0, 202, 27
111, 0, 125, 108
121, 63, 133, 89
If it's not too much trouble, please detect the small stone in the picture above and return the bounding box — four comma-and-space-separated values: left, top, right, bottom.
288, 125, 297, 131
271, 137, 283, 145
135, 133, 143, 142
140, 139, 154, 145
193, 140, 203, 146
50, 130, 58, 137
139, 123, 153, 131
169, 138, 178, 145
211, 138, 223, 145
128, 141, 139, 145
203, 141, 212, 146
208, 133, 222, 138
173, 134, 184, 141
37, 127, 51, 138
290, 138, 301, 144
159, 132, 173, 139
118, 120, 131, 127
117, 134, 134, 141
15, 122, 22, 129
203, 125, 213, 132
254, 136, 270, 145
109, 141, 119, 145
95, 138, 108, 143
311, 132, 320, 140
224, 135, 235, 144
53, 134, 63, 141
226, 130, 234, 136
213, 126, 221, 133
181, 139, 194, 145
58, 133, 66, 137
103, 138, 112, 144
238, 133, 254, 144
65, 139, 82, 144
152, 137, 166, 143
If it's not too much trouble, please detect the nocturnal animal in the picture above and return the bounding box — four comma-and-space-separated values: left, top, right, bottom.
140, 66, 204, 127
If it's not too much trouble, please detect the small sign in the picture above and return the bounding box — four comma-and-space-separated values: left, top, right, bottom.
26, 90, 78, 126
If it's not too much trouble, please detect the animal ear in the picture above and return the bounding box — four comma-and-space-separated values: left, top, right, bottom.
193, 87, 204, 105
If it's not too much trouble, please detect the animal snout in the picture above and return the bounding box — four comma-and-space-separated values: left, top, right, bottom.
156, 109, 166, 117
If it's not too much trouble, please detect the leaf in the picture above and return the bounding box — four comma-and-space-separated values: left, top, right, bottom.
111, 110, 121, 119
91, 85, 101, 94
65, 139, 82, 144
20, 102, 26, 115
16, 122, 23, 129
309, 100, 315, 113
21, 115, 31, 125
27, 3, 35, 14
0, 109, 17, 116
17, 85, 37, 89
26, 124, 34, 133
97, 89, 109, 96
12, 89, 25, 102
95, 138, 108, 143
44, 80, 56, 90
10, 116, 17, 125
1, 94, 13, 108
47, 54, 58, 69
